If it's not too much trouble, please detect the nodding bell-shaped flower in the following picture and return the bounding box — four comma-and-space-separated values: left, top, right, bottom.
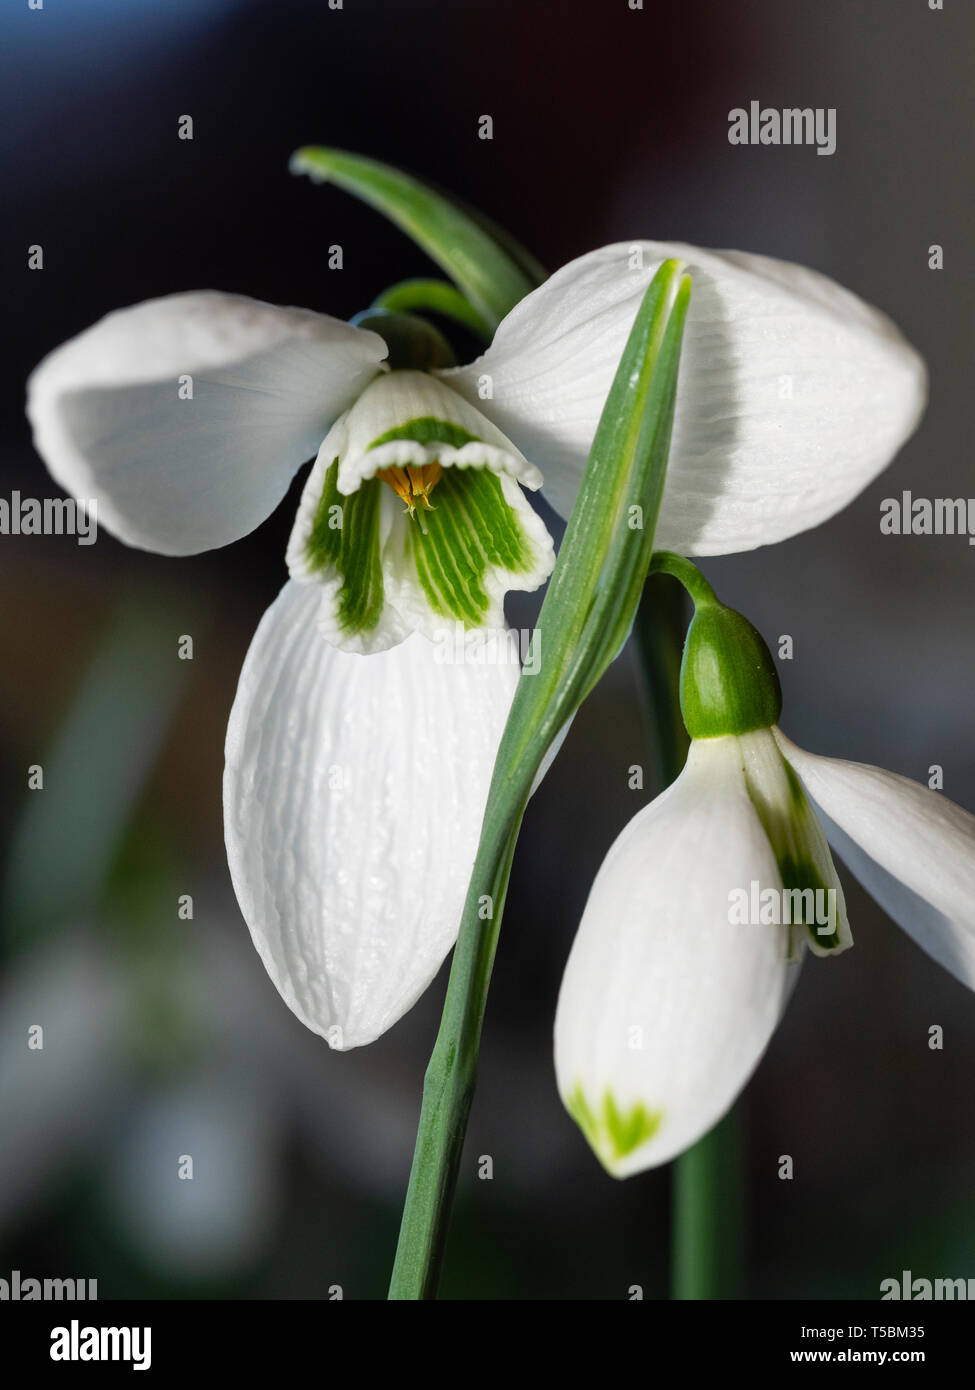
26, 234, 925, 1050
555, 563, 975, 1176
285, 367, 554, 653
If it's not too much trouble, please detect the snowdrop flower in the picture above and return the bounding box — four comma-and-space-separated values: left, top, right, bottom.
556, 563, 975, 1176
27, 240, 925, 1048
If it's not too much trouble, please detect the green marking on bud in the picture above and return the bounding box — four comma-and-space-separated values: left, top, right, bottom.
303, 460, 385, 635
567, 1084, 663, 1168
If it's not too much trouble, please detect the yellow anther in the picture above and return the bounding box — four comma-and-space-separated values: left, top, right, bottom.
377, 461, 443, 517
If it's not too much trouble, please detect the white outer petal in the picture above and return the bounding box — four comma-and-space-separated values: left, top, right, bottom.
555, 736, 800, 1176
445, 242, 927, 553
775, 731, 975, 989
27, 292, 387, 555
223, 580, 519, 1048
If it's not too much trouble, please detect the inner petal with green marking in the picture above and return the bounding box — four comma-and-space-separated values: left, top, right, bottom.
286, 369, 554, 654
737, 727, 852, 956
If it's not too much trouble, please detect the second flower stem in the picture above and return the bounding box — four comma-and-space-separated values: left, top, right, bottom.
671, 1107, 744, 1299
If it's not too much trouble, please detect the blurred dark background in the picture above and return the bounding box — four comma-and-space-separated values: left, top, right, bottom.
1, 0, 972, 1300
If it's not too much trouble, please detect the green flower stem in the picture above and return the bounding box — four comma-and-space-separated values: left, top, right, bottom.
647, 548, 717, 605
388, 262, 692, 1300
633, 561, 743, 1300
671, 1107, 744, 1300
